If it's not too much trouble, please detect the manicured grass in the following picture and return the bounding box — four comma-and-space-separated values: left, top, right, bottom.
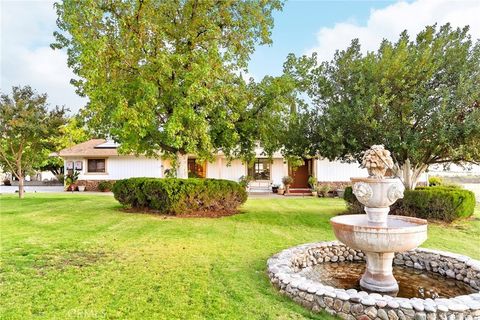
0, 194, 479, 319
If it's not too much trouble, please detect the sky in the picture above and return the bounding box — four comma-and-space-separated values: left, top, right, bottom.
1, 0, 480, 113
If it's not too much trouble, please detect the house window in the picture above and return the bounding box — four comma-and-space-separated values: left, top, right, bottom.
248, 158, 271, 180
188, 159, 205, 178
87, 159, 106, 173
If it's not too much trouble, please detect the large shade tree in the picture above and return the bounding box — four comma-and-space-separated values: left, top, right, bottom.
0, 86, 67, 198
52, 0, 288, 177
285, 24, 480, 189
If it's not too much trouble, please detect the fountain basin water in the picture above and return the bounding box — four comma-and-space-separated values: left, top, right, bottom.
331, 215, 427, 293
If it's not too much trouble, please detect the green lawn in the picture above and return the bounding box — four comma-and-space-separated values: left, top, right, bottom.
1, 194, 479, 319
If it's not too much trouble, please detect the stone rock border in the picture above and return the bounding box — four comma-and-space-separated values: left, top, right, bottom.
267, 241, 480, 320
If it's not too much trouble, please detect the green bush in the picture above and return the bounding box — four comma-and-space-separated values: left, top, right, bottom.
343, 186, 355, 203
343, 186, 364, 214
112, 178, 248, 215
98, 180, 114, 192
428, 176, 443, 186
343, 186, 475, 222
400, 187, 475, 222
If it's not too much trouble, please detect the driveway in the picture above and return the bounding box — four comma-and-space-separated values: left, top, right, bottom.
0, 185, 65, 194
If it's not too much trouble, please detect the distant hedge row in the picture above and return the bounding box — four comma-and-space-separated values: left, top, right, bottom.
112, 178, 247, 216
344, 185, 475, 222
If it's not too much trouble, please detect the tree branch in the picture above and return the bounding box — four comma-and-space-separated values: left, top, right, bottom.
0, 147, 19, 178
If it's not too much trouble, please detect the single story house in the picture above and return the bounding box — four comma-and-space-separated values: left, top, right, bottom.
58, 139, 369, 192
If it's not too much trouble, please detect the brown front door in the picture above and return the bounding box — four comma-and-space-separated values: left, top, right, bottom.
289, 159, 311, 188
188, 159, 206, 178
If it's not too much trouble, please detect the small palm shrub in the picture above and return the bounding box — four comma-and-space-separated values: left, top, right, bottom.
112, 178, 247, 216
308, 176, 317, 191
65, 171, 79, 191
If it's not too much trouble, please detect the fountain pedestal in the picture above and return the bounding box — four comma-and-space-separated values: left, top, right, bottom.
360, 252, 397, 293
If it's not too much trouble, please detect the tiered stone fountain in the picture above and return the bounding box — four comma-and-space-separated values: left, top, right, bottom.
330, 145, 427, 293
267, 146, 480, 319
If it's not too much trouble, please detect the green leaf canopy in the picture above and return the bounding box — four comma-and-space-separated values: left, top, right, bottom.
53, 0, 287, 162
285, 24, 480, 188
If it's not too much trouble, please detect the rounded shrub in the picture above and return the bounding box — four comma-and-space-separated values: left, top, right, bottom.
343, 185, 475, 222
112, 178, 248, 216
401, 186, 475, 222
343, 186, 364, 214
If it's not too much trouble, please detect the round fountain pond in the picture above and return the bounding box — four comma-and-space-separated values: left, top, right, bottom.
268, 241, 480, 319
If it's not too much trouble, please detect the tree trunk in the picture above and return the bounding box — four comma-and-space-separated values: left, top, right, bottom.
397, 159, 427, 190
18, 176, 25, 199
176, 152, 189, 179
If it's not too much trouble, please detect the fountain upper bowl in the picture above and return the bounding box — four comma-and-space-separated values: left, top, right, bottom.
350, 177, 405, 208
330, 215, 427, 253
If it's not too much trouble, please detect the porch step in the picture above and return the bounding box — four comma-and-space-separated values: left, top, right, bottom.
288, 188, 311, 194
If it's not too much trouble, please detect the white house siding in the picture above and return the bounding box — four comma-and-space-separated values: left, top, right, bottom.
316, 159, 428, 184
316, 159, 367, 182
107, 156, 162, 179
65, 156, 162, 180
271, 158, 287, 185
216, 159, 246, 182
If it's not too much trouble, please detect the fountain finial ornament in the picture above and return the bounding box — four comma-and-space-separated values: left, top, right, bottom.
362, 145, 394, 178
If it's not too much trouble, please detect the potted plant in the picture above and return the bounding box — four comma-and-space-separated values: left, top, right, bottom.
336, 188, 345, 198
271, 184, 280, 193
65, 171, 79, 192
308, 176, 318, 197
78, 185, 86, 192
318, 184, 331, 197
282, 176, 293, 194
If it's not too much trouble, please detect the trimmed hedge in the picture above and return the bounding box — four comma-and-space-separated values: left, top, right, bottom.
344, 186, 475, 222
112, 178, 248, 215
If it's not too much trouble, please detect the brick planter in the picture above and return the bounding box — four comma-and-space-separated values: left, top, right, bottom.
76, 180, 116, 192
